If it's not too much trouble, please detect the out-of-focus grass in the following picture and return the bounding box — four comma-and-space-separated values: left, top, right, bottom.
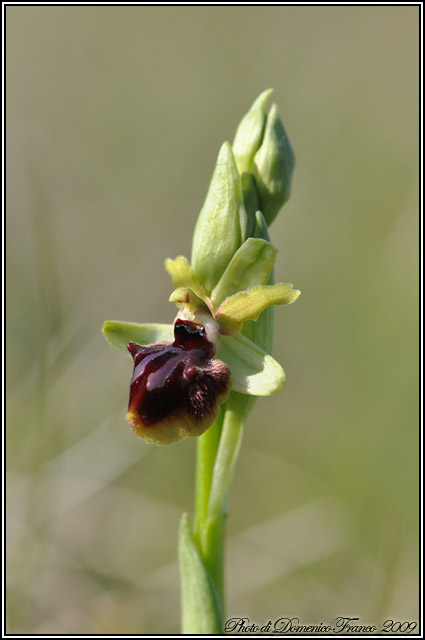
6, 6, 419, 634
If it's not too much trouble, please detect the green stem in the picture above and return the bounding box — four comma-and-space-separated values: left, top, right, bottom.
192, 392, 255, 626
194, 407, 224, 543
193, 407, 226, 617
207, 393, 254, 523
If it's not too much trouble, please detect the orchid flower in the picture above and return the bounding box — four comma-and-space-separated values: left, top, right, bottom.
103, 250, 298, 445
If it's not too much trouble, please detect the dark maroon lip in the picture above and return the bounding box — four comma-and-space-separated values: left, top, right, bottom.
125, 320, 230, 444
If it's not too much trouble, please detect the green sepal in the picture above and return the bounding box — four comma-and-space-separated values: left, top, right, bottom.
216, 283, 300, 335
179, 513, 223, 634
191, 142, 247, 293
211, 237, 278, 309
232, 88, 273, 174
252, 103, 295, 225
216, 332, 285, 396
102, 320, 174, 354
165, 255, 209, 301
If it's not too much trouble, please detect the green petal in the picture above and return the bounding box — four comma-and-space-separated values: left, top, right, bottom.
102, 321, 174, 355
165, 255, 209, 302
210, 237, 278, 308
216, 332, 285, 395
191, 142, 247, 293
216, 283, 300, 335
178, 513, 223, 634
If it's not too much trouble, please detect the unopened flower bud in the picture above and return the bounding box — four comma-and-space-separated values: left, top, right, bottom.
252, 103, 295, 225
232, 88, 273, 175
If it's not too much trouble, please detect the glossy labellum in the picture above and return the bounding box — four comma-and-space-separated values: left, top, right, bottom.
126, 319, 231, 445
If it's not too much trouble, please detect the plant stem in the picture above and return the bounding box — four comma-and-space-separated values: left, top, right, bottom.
192, 392, 255, 625
207, 393, 253, 523
194, 407, 224, 542
193, 407, 225, 616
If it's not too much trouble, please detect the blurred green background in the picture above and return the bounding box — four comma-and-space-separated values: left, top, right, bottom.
6, 6, 419, 635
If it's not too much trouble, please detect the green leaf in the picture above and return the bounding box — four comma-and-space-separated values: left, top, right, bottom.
252, 103, 295, 225
102, 321, 173, 355
216, 332, 285, 395
165, 255, 209, 301
232, 88, 273, 174
210, 237, 278, 308
216, 283, 300, 335
191, 142, 247, 293
179, 513, 223, 634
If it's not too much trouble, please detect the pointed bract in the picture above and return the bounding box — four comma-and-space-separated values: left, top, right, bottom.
191, 142, 247, 292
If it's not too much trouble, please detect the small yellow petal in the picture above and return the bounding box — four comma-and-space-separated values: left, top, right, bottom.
165, 255, 209, 302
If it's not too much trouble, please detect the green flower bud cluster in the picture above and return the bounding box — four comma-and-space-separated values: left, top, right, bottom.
191, 89, 295, 297
233, 89, 295, 227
